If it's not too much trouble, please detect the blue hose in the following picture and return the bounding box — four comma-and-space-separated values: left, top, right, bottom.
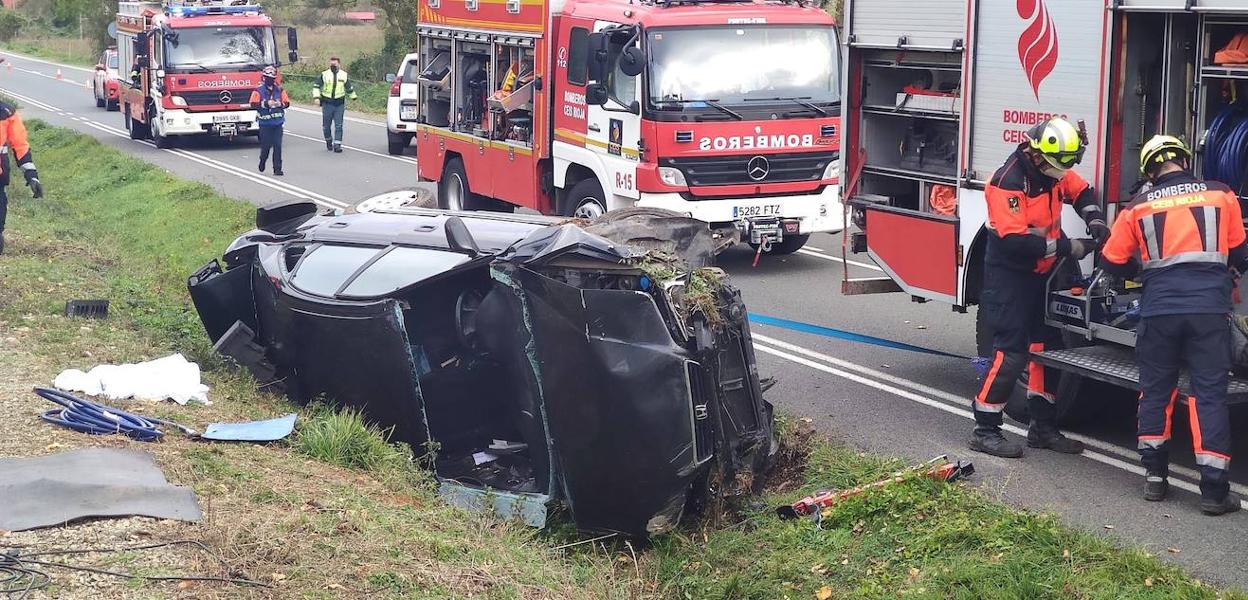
1204, 104, 1248, 194
35, 387, 187, 442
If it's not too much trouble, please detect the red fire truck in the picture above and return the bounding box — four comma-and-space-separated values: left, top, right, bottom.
116, 0, 298, 148
841, 0, 1248, 419
412, 0, 842, 254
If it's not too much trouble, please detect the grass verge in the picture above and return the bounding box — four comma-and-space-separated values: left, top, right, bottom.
3, 36, 94, 67
0, 119, 1242, 599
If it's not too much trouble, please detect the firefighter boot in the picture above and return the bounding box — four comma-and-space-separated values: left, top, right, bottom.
1144, 473, 1169, 502
1025, 396, 1085, 454
1201, 491, 1242, 516
969, 425, 1023, 458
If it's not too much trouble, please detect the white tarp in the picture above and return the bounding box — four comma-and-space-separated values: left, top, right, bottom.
53, 353, 211, 405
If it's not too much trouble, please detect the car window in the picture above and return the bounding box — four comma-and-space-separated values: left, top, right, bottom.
108, 53, 118, 69
401, 59, 420, 82
567, 27, 589, 85
340, 246, 471, 297
290, 245, 381, 297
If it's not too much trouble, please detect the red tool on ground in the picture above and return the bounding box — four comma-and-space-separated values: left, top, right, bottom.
776, 455, 974, 519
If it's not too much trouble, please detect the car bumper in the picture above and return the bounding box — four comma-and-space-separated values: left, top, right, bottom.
158, 109, 257, 135
386, 98, 419, 135
635, 184, 844, 234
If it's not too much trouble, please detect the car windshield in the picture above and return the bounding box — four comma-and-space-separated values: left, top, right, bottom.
164, 26, 276, 70
647, 26, 839, 107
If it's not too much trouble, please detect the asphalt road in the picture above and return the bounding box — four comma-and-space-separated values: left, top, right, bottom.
3, 49, 1246, 590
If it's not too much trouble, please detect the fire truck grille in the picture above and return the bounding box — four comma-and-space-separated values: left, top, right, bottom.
661, 151, 836, 187
180, 89, 253, 107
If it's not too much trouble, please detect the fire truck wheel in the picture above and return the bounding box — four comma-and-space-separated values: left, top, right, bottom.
438, 158, 484, 211
126, 106, 149, 140
561, 178, 606, 219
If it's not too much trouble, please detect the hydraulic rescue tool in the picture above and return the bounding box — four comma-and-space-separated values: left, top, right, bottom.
776, 455, 974, 520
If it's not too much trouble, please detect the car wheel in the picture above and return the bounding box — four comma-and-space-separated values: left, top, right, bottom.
149, 105, 172, 148
560, 178, 607, 218
95, 86, 105, 108
386, 131, 407, 155
107, 98, 119, 112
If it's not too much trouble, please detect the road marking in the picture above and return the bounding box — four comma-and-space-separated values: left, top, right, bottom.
288, 105, 385, 128
752, 333, 1248, 501
796, 247, 883, 271
7, 64, 89, 88
0, 51, 93, 74
283, 129, 416, 164
2, 86, 351, 210
804, 245, 825, 252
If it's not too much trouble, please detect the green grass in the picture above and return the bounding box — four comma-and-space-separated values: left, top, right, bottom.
3, 36, 95, 67
0, 119, 1242, 599
282, 75, 390, 115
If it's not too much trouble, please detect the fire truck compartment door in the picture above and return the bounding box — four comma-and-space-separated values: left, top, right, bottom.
1115, 0, 1248, 10
863, 205, 959, 303
968, 0, 1112, 185
848, 0, 966, 50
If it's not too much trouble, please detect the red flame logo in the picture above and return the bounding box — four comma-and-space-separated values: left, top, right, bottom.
1016, 0, 1059, 100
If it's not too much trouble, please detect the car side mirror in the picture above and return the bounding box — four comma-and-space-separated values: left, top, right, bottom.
586, 83, 608, 106
619, 46, 644, 77
287, 50, 299, 64
287, 27, 299, 51
136, 54, 149, 68
384, 73, 396, 83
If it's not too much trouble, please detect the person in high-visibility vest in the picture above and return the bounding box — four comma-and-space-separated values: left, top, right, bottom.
0, 101, 43, 255
311, 57, 357, 153
1101, 135, 1248, 515
250, 66, 290, 176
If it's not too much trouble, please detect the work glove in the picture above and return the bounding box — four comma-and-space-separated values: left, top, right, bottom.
24, 169, 42, 199
1087, 219, 1111, 245
1068, 238, 1095, 260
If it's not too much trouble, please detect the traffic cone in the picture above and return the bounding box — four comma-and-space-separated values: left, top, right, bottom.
55, 68, 62, 80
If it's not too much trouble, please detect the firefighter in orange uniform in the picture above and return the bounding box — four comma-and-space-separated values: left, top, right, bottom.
1101, 135, 1247, 515
0, 101, 43, 255
971, 117, 1106, 458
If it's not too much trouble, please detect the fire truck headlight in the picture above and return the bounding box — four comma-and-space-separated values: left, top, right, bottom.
170, 96, 188, 107
657, 167, 686, 187
822, 158, 841, 180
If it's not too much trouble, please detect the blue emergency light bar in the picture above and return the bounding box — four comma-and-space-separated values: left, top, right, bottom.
166, 4, 263, 17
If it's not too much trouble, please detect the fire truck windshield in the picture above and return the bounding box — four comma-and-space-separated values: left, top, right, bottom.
163, 26, 276, 71
647, 26, 838, 109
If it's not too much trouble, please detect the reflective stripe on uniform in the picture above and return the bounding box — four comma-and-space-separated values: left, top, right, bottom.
19, 162, 35, 171
1140, 213, 1162, 261
1138, 436, 1169, 450
1142, 251, 1227, 270
1045, 238, 1057, 258
1196, 452, 1231, 470
974, 399, 1005, 413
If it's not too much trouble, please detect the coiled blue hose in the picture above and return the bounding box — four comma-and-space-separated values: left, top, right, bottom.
1205, 104, 1248, 194
35, 387, 187, 442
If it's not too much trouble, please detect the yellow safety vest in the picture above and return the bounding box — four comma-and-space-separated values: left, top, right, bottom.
314, 69, 357, 101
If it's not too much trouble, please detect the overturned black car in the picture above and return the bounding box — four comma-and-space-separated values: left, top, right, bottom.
187, 200, 776, 536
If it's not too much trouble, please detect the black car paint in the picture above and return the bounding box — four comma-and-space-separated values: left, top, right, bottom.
188, 202, 775, 536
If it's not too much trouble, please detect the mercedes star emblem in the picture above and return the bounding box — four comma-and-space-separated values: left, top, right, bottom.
219, 90, 232, 104
747, 155, 770, 181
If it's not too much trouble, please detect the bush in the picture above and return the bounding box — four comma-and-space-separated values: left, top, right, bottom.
0, 10, 25, 43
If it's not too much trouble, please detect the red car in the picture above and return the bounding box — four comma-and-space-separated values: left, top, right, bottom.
92, 48, 119, 111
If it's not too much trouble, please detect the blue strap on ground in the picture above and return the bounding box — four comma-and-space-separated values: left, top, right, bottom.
747, 314, 972, 360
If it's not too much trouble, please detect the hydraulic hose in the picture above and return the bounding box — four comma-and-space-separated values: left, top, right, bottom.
1204, 103, 1248, 195
35, 387, 191, 442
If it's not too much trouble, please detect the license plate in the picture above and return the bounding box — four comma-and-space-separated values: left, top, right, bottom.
732, 204, 782, 219
400, 105, 419, 120
213, 114, 241, 123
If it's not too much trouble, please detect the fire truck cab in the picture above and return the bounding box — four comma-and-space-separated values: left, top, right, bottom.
116, 0, 297, 147
414, 0, 843, 253
842, 0, 1248, 420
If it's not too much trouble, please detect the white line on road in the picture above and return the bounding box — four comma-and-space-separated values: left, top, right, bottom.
751, 333, 1248, 502
7, 64, 89, 88
0, 51, 93, 74
796, 247, 884, 272
283, 129, 416, 164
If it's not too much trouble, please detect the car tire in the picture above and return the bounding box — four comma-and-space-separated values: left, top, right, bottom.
95, 88, 105, 108
560, 178, 607, 219
386, 131, 408, 155
755, 234, 809, 255
149, 106, 173, 149
106, 98, 119, 112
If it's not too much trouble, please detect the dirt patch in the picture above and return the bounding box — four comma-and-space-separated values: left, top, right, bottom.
764, 418, 816, 495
